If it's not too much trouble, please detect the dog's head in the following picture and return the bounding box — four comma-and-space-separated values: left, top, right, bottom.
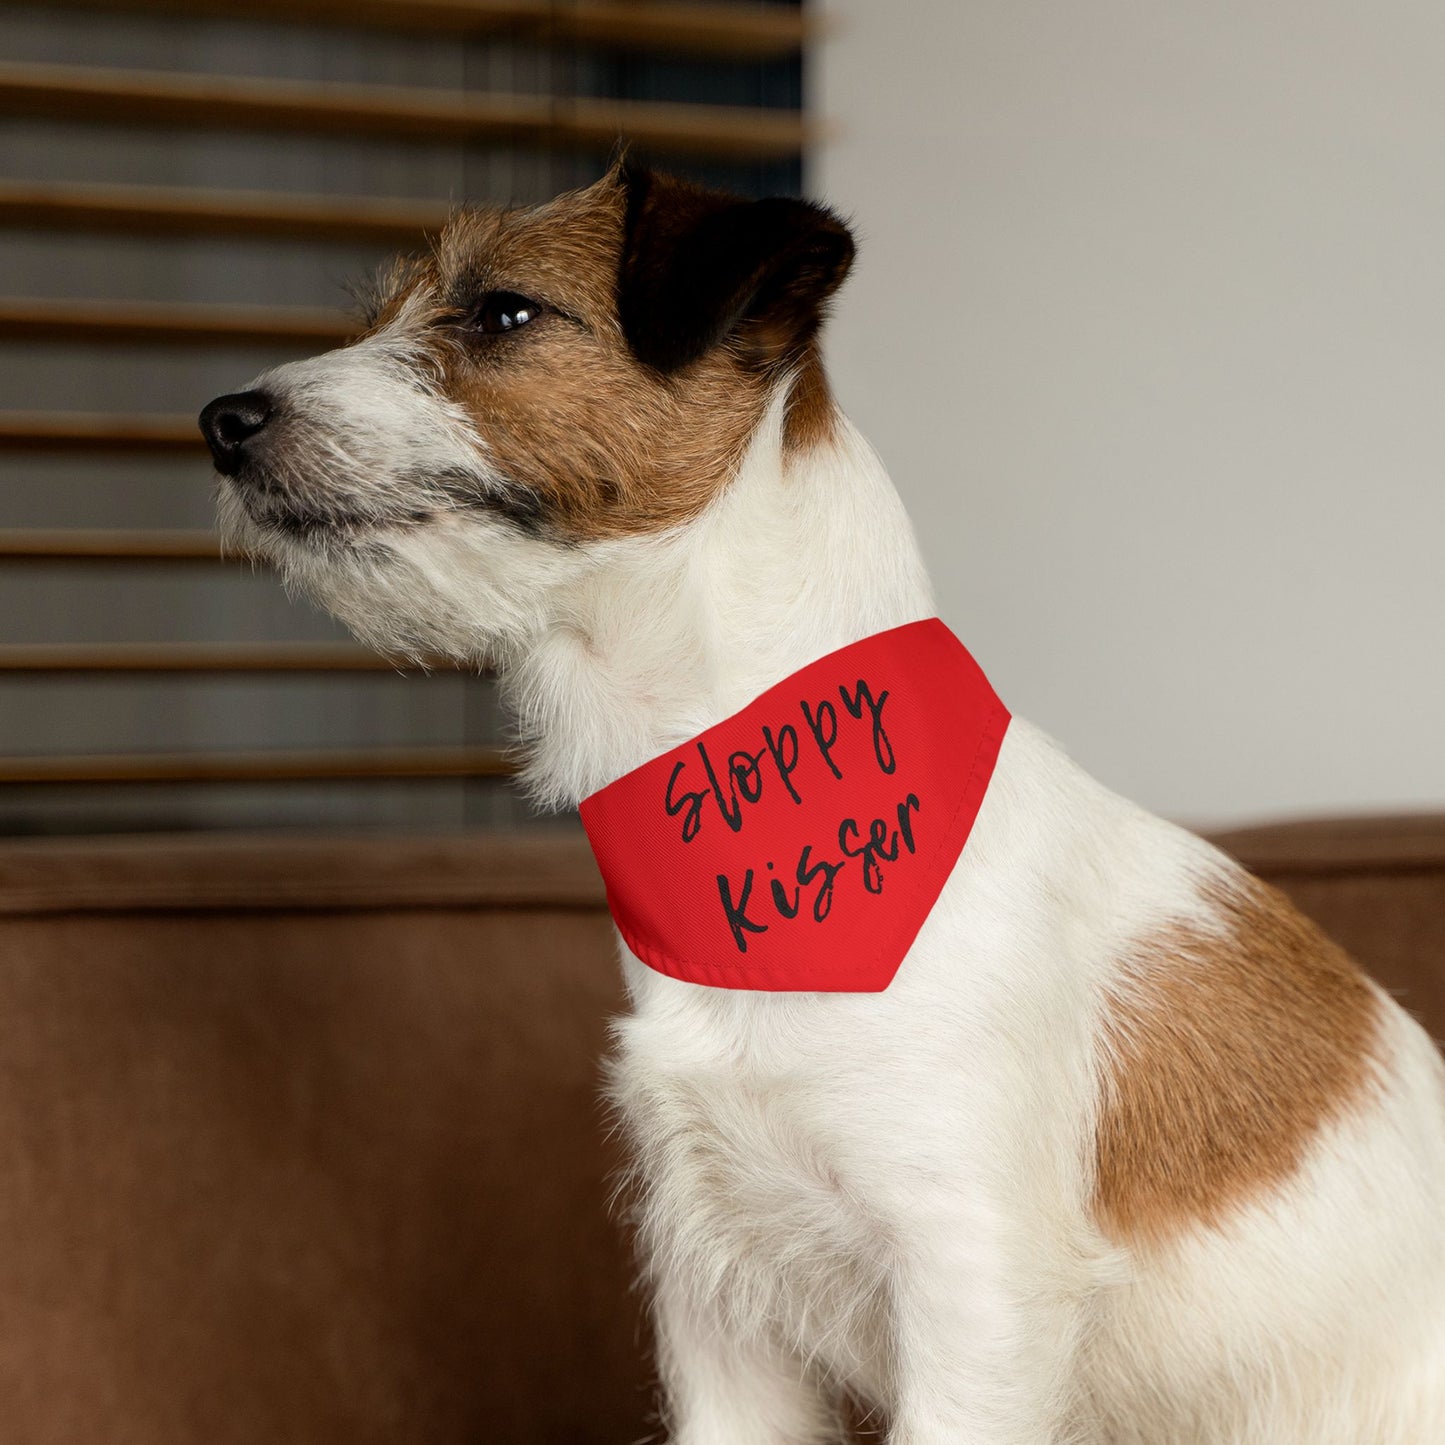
200, 163, 854, 661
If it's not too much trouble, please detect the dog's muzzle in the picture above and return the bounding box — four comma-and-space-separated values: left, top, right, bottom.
199, 390, 274, 477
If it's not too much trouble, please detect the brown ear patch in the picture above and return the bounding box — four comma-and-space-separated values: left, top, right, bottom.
781, 342, 840, 457
617, 163, 854, 377
1093, 872, 1382, 1247
423, 177, 774, 542
368, 168, 849, 544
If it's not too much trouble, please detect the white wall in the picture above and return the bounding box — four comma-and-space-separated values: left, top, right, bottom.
812, 0, 1445, 828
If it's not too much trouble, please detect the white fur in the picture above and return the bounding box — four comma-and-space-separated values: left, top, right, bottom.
221, 347, 1445, 1443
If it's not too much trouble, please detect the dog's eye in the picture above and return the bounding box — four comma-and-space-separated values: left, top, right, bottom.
471, 291, 544, 335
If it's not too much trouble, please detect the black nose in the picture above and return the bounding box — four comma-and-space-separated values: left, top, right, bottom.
199, 390, 273, 476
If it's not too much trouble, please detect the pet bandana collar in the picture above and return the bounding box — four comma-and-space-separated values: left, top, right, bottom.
579, 618, 1010, 992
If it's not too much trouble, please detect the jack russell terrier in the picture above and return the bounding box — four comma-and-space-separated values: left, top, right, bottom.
200, 162, 1445, 1444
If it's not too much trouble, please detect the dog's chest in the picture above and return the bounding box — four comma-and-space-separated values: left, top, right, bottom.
611, 1005, 893, 1391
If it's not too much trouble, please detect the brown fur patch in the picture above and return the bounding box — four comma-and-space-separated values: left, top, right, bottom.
782, 344, 839, 457
367, 176, 790, 541
1093, 872, 1382, 1246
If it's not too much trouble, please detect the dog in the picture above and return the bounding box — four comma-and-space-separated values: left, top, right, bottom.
200, 162, 1445, 1443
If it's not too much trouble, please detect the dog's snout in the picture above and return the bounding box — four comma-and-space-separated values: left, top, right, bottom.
200, 390, 274, 476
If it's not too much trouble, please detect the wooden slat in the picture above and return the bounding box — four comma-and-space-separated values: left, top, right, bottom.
0, 642, 423, 673
0, 296, 353, 348
28, 0, 811, 60
0, 528, 221, 561
0, 745, 513, 784
0, 831, 606, 916
547, 0, 810, 58
0, 61, 812, 162
0, 179, 449, 245
0, 413, 203, 452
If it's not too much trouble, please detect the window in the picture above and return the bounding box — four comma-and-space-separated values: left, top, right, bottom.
0, 0, 808, 834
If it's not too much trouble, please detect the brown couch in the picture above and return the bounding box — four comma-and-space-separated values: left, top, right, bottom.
0, 816, 1441, 1443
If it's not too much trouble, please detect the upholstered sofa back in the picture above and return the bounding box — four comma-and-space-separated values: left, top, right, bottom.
0, 818, 1440, 1443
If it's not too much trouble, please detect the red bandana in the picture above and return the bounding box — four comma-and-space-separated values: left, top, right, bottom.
579, 619, 1010, 992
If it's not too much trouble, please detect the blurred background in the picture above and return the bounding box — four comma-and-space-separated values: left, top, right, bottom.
0, 0, 802, 837
818, 0, 1445, 828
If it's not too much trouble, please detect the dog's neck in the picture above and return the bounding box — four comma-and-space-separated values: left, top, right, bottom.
506, 391, 937, 809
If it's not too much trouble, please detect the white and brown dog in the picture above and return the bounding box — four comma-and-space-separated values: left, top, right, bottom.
201, 164, 1445, 1443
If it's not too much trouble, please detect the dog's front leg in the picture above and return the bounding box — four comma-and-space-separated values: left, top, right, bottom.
884, 1196, 1090, 1445
653, 1275, 841, 1445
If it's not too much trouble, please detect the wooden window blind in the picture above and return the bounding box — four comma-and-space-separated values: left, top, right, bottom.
0, 0, 810, 834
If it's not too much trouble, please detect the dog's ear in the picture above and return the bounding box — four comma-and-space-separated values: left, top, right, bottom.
616, 162, 855, 374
